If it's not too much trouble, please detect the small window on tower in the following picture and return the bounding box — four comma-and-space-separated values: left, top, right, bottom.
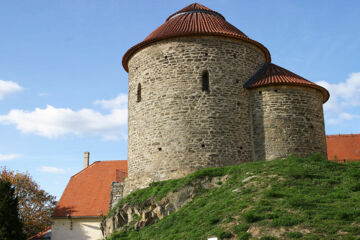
137, 83, 141, 103
202, 70, 210, 92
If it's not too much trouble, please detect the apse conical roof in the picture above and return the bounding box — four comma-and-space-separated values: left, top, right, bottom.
122, 3, 271, 72
244, 63, 329, 103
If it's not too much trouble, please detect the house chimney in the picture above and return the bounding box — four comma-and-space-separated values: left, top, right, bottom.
84, 152, 90, 169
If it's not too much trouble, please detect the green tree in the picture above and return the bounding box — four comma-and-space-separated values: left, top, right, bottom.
1, 168, 56, 238
0, 179, 25, 240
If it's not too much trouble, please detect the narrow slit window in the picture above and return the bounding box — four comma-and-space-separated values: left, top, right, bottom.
202, 70, 210, 92
137, 83, 141, 102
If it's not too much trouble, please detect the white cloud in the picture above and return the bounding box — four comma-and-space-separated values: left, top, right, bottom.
94, 93, 127, 110
327, 112, 360, 125
0, 153, 20, 161
339, 112, 357, 120
0, 80, 23, 100
0, 94, 128, 140
316, 72, 360, 125
39, 166, 67, 174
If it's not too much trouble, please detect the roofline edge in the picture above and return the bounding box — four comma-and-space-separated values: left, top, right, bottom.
326, 133, 360, 137
122, 33, 271, 72
51, 216, 103, 219
246, 83, 330, 103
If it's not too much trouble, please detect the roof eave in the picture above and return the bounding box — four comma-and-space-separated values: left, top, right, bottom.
122, 33, 271, 72
245, 82, 330, 103
52, 215, 103, 219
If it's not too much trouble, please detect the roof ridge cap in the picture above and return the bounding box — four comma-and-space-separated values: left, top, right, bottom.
167, 9, 225, 21
166, 3, 225, 21
97, 160, 127, 162
327, 134, 360, 137
70, 161, 101, 178
70, 160, 127, 179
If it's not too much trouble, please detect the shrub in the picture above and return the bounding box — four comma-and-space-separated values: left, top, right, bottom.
260, 236, 277, 240
242, 210, 263, 223
350, 183, 360, 192
336, 211, 355, 221
265, 188, 285, 198
271, 216, 303, 227
208, 217, 221, 225
232, 224, 249, 233
237, 232, 251, 240
218, 231, 233, 239
287, 195, 314, 208
286, 232, 303, 238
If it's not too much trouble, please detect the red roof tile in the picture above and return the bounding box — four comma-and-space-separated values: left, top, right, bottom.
166, 3, 223, 21
52, 161, 127, 218
244, 63, 329, 103
122, 3, 271, 72
27, 227, 51, 240
327, 134, 360, 162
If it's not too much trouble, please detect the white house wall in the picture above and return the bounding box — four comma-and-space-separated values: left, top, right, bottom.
52, 218, 103, 240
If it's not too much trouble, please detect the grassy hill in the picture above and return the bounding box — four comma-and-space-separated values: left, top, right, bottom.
106, 154, 360, 240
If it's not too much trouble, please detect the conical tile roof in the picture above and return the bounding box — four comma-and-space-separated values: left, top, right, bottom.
166, 3, 225, 21
244, 63, 329, 103
122, 3, 271, 72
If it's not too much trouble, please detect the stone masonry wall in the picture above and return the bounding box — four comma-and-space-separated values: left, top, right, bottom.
250, 86, 327, 161
125, 36, 266, 194
109, 182, 125, 210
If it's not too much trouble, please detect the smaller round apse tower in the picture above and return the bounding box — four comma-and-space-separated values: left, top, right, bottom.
245, 63, 329, 162
122, 3, 271, 193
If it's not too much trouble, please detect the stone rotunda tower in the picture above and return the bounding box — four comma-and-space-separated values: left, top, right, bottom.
122, 3, 329, 194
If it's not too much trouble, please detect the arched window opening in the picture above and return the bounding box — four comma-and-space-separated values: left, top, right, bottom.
137, 83, 141, 103
202, 70, 210, 92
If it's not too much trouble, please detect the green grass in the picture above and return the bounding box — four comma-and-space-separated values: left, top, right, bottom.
106, 154, 360, 239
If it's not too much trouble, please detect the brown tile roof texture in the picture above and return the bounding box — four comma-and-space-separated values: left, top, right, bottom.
326, 134, 360, 162
27, 227, 51, 240
52, 160, 128, 218
244, 63, 330, 103
166, 3, 224, 21
122, 3, 271, 72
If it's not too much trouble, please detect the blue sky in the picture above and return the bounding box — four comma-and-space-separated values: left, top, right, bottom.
0, 0, 359, 199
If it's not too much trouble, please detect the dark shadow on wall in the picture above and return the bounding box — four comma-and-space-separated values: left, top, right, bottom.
52, 205, 76, 217
52, 206, 94, 240
250, 89, 266, 162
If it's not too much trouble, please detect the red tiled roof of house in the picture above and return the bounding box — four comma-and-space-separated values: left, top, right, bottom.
52, 161, 128, 218
122, 3, 271, 72
27, 227, 51, 240
244, 63, 329, 103
326, 134, 360, 162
